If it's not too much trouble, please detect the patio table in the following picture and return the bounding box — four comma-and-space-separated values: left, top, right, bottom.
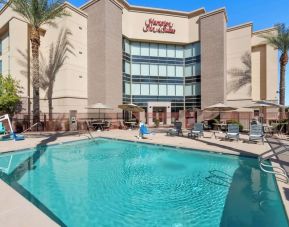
213, 123, 227, 131
92, 122, 106, 131
125, 122, 137, 130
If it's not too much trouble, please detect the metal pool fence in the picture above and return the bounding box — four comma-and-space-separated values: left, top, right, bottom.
8, 111, 289, 133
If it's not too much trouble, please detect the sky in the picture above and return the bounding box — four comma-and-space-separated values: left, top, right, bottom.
69, 0, 289, 105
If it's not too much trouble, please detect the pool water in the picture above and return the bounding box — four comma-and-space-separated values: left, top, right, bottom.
0, 139, 288, 227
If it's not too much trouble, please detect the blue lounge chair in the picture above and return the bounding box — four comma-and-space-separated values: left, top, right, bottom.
188, 123, 204, 139
249, 124, 264, 144
0, 122, 6, 135
225, 124, 240, 141
167, 121, 183, 136
139, 124, 153, 138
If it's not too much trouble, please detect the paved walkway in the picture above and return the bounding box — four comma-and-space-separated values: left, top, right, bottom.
0, 130, 288, 226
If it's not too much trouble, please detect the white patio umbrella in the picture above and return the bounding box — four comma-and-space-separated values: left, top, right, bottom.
245, 101, 282, 109
118, 103, 144, 113
86, 103, 112, 120
203, 103, 237, 130
244, 101, 283, 124
203, 103, 237, 112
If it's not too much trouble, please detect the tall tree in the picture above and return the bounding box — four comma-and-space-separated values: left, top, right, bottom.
10, 0, 68, 123
0, 75, 23, 117
261, 23, 289, 114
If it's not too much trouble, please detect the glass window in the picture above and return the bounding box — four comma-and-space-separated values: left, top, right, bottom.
193, 42, 201, 56
141, 84, 150, 95
124, 61, 130, 74
159, 84, 167, 96
150, 84, 158, 96
141, 64, 149, 76
150, 64, 158, 76
141, 43, 149, 56
150, 43, 158, 57
185, 65, 193, 77
167, 65, 175, 77
132, 83, 141, 95
159, 65, 167, 77
125, 82, 131, 95
193, 83, 201, 95
131, 63, 140, 75
176, 46, 183, 58
159, 44, 167, 57
185, 85, 193, 96
185, 44, 192, 58
167, 85, 175, 96
196, 63, 201, 76
176, 85, 183, 96
131, 42, 140, 55
167, 45, 175, 58
176, 66, 183, 77
192, 64, 196, 77
124, 39, 130, 54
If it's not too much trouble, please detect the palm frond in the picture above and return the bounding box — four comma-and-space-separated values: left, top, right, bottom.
10, 0, 68, 28
260, 23, 289, 53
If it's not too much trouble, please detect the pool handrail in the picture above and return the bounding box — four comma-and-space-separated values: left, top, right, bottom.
259, 137, 289, 183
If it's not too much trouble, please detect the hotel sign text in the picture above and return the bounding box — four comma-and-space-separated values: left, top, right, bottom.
143, 18, 176, 34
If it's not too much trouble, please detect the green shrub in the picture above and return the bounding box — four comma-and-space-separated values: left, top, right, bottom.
154, 119, 160, 128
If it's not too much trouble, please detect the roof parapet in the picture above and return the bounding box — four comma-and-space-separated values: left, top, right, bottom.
199, 8, 228, 22
63, 1, 88, 18
227, 22, 253, 32
81, 0, 206, 18
253, 27, 277, 35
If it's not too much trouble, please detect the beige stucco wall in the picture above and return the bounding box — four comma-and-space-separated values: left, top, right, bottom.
9, 18, 29, 100
39, 5, 88, 113
0, 31, 9, 75
83, 0, 123, 112
122, 9, 200, 44
265, 44, 278, 101
200, 10, 227, 109
251, 29, 278, 102
0, 1, 279, 116
226, 24, 252, 102
0, 4, 88, 114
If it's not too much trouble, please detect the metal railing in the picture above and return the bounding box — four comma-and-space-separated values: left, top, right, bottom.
258, 137, 289, 183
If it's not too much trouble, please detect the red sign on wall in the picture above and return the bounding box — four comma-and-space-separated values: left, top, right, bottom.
143, 18, 176, 34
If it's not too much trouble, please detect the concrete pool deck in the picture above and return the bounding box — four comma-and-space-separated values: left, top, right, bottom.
0, 129, 288, 226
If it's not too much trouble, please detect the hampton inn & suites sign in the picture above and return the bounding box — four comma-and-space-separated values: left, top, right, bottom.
143, 18, 176, 34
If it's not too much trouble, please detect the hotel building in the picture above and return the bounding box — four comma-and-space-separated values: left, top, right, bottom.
0, 0, 278, 126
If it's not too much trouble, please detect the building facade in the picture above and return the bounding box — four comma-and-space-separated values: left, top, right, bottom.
0, 0, 278, 126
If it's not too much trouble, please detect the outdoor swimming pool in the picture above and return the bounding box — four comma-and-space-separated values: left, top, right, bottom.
0, 138, 288, 227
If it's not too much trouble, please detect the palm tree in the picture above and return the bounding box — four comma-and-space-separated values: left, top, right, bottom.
10, 0, 68, 124
261, 23, 289, 114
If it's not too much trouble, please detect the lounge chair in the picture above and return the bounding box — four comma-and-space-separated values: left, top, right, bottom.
249, 124, 264, 144
0, 122, 6, 135
139, 124, 152, 138
188, 123, 204, 139
167, 121, 183, 136
103, 121, 111, 131
119, 121, 128, 130
225, 124, 239, 141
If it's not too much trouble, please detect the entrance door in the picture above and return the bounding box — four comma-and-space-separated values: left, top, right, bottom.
153, 107, 167, 125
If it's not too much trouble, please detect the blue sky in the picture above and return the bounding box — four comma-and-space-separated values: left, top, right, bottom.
70, 0, 289, 104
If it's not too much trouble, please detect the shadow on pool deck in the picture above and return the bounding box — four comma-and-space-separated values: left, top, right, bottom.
0, 132, 75, 227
